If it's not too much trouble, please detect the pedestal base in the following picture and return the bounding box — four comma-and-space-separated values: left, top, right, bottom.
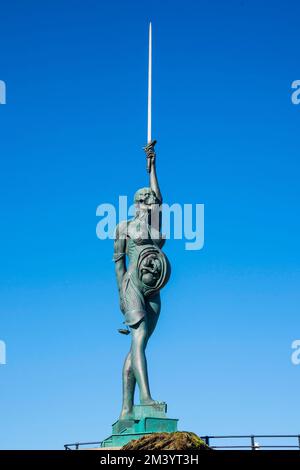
101, 403, 178, 448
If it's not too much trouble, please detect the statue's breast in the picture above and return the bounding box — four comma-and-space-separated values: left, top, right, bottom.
127, 219, 149, 245
127, 220, 165, 249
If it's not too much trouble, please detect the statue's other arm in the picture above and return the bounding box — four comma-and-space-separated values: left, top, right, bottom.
113, 222, 127, 309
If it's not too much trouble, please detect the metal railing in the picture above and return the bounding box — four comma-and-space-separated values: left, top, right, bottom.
65, 441, 103, 450
202, 434, 300, 450
64, 434, 300, 450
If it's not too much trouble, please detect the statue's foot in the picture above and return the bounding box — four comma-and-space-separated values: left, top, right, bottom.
119, 407, 134, 421
140, 397, 162, 406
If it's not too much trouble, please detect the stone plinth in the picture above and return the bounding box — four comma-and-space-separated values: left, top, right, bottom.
101, 403, 178, 448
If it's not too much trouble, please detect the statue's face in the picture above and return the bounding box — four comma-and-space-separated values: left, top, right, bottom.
134, 188, 157, 210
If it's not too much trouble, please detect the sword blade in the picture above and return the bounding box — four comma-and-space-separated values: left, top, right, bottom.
147, 22, 152, 144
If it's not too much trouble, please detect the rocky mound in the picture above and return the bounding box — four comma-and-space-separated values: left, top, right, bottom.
122, 431, 211, 451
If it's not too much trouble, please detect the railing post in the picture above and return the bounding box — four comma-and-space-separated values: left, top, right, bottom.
250, 435, 255, 450
298, 435, 300, 450
75, 443, 79, 450
204, 436, 210, 447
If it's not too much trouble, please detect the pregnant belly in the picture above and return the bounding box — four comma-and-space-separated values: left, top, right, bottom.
137, 246, 171, 296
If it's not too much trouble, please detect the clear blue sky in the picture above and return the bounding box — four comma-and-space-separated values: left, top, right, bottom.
0, 0, 299, 450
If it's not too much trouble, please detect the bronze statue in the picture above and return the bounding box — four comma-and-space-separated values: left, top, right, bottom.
113, 141, 171, 420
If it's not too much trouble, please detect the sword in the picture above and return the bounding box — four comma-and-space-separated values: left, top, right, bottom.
147, 22, 152, 145
145, 22, 156, 173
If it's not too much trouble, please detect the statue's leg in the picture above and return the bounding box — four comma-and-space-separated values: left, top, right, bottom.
131, 319, 152, 404
119, 351, 136, 420
146, 293, 161, 338
131, 294, 161, 405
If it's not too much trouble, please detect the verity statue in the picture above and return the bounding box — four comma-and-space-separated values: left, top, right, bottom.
113, 140, 171, 420
99, 24, 179, 449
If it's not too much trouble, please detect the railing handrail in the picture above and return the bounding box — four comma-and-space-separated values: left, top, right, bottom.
64, 433, 300, 450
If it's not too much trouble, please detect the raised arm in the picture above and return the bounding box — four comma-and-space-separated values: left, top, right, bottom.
145, 140, 162, 203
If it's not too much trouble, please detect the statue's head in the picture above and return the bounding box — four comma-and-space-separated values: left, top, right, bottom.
134, 187, 158, 211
